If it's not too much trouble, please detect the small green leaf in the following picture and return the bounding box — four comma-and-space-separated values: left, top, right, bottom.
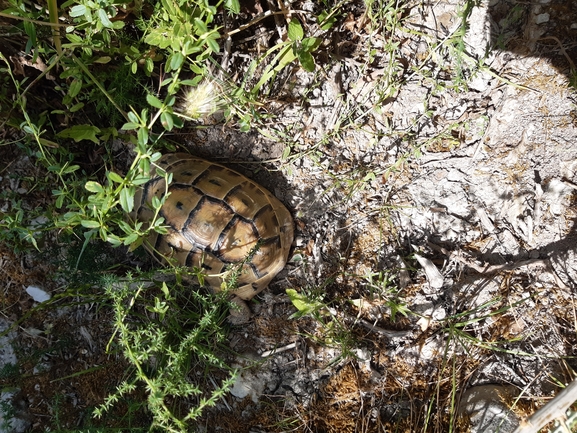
69, 4, 86, 17
239, 117, 251, 132
318, 10, 337, 30
286, 289, 324, 317
137, 127, 149, 145
153, 217, 165, 227
107, 234, 123, 247
68, 79, 82, 98
169, 52, 184, 70
57, 125, 101, 143
301, 37, 322, 52
194, 17, 208, 35
107, 171, 124, 184
207, 37, 220, 54
121, 122, 140, 131
120, 187, 134, 213
69, 102, 84, 112
160, 111, 174, 131
151, 195, 162, 209
145, 58, 154, 75
146, 94, 163, 109
127, 111, 139, 123
225, 0, 240, 14
286, 289, 307, 311
85, 181, 104, 193
99, 227, 107, 241
144, 30, 170, 49
66, 34, 83, 43
161, 282, 170, 297
287, 19, 304, 41
118, 220, 133, 234
298, 50, 315, 72
62, 164, 80, 174
94, 56, 111, 64
127, 235, 144, 251
97, 9, 113, 28
123, 232, 139, 246
153, 225, 168, 235
23, 20, 36, 44
132, 175, 151, 186
81, 220, 101, 229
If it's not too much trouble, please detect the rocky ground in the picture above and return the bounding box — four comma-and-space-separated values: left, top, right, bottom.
1, 0, 577, 432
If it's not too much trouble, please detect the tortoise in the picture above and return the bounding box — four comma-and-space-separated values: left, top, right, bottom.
130, 153, 294, 317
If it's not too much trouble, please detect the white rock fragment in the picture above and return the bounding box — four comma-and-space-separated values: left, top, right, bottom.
25, 286, 51, 303
432, 307, 446, 321
468, 71, 492, 92
229, 368, 269, 403
419, 335, 444, 360
535, 13, 549, 24
475, 206, 495, 234
417, 316, 431, 331
414, 254, 444, 291
545, 178, 569, 215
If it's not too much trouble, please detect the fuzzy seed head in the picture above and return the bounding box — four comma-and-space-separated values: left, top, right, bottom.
179, 81, 224, 119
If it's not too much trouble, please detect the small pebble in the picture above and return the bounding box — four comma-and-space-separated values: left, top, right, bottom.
535, 13, 549, 24
25, 286, 51, 303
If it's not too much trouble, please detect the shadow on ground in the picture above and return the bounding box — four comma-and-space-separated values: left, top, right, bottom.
488, 0, 576, 86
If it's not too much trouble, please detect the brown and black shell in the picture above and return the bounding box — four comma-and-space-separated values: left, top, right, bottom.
130, 153, 294, 300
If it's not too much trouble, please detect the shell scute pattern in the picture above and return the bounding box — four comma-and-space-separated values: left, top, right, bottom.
131, 153, 294, 300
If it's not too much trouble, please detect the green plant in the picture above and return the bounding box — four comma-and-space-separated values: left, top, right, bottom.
420, 296, 534, 432
248, 18, 322, 98
0, 199, 42, 251
360, 270, 411, 321
0, 397, 17, 433
95, 271, 237, 432
287, 285, 358, 362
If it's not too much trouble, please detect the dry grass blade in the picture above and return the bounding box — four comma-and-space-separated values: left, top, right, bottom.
513, 377, 577, 433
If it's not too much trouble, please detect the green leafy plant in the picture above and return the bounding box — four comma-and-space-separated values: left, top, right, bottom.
361, 270, 411, 322
249, 18, 322, 97
286, 287, 328, 319
287, 286, 358, 362
419, 296, 534, 432
95, 271, 237, 432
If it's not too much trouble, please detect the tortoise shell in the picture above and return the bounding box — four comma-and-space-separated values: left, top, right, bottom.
131, 153, 294, 300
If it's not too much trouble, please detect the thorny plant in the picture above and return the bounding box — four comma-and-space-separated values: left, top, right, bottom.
95, 271, 237, 433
